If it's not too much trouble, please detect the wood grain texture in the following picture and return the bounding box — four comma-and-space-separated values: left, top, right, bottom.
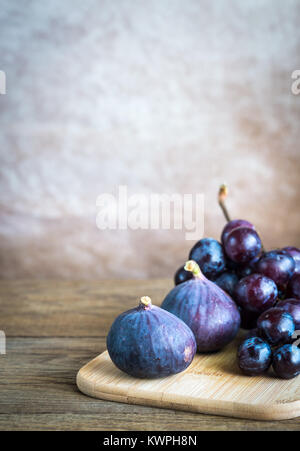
0, 279, 172, 336
1, 280, 300, 430
77, 339, 300, 421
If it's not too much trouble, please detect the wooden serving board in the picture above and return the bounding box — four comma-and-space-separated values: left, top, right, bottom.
77, 335, 300, 421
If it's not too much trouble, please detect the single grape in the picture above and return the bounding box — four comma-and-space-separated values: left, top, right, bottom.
223, 228, 262, 264
234, 274, 278, 315
256, 250, 295, 291
221, 219, 255, 245
174, 265, 193, 285
287, 273, 300, 299
282, 247, 300, 275
257, 308, 295, 346
240, 308, 260, 330
276, 298, 300, 330
272, 344, 300, 379
237, 337, 272, 376
214, 271, 239, 297
189, 238, 226, 279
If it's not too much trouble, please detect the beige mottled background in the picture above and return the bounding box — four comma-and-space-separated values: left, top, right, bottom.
0, 0, 299, 279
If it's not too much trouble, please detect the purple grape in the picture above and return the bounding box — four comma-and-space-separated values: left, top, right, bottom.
282, 247, 300, 275
257, 250, 295, 291
287, 273, 300, 299
221, 219, 255, 244
174, 265, 193, 285
272, 344, 300, 379
234, 274, 278, 315
257, 308, 295, 346
214, 271, 239, 297
276, 298, 300, 330
189, 238, 226, 279
237, 337, 272, 376
223, 228, 262, 264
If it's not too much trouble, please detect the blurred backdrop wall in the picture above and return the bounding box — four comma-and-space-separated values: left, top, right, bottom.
0, 0, 299, 279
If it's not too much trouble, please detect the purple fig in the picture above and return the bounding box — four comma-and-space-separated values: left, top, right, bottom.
161, 261, 241, 352
107, 296, 196, 378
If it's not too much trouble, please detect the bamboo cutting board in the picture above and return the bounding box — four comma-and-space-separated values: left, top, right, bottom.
77, 335, 300, 421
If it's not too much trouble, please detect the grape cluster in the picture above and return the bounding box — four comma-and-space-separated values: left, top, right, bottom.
238, 307, 300, 379
173, 186, 300, 380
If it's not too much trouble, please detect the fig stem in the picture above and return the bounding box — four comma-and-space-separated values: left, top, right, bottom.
184, 260, 203, 278
218, 184, 231, 223
140, 296, 152, 308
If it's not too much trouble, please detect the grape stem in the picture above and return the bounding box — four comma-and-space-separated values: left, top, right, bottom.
217, 184, 265, 254
218, 184, 231, 222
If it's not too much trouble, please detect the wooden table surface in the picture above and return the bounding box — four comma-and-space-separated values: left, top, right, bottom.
1, 279, 299, 431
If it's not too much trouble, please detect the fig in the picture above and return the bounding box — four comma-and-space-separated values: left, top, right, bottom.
161, 261, 241, 352
107, 296, 196, 378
